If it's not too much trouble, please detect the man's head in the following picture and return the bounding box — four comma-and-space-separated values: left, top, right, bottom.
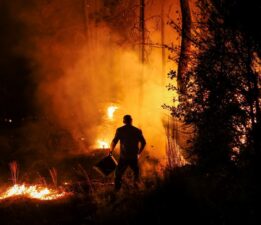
123, 115, 132, 125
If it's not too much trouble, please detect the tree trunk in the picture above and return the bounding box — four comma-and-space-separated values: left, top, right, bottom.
177, 0, 192, 91
161, 0, 166, 81
138, 0, 145, 119
140, 0, 145, 64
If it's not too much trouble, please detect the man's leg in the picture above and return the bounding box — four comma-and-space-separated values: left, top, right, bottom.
114, 158, 127, 191
129, 157, 140, 183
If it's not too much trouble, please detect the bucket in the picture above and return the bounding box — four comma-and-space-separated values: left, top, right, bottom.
94, 154, 118, 176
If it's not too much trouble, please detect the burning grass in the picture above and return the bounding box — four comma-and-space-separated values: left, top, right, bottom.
0, 161, 72, 201
0, 184, 70, 201
0, 145, 169, 225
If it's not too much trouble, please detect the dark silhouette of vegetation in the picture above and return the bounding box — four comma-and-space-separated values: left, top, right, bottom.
165, 0, 261, 170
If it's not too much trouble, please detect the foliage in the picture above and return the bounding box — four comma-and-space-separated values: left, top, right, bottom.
165, 0, 261, 169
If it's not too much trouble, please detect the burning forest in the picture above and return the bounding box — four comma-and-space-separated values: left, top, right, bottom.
0, 0, 260, 224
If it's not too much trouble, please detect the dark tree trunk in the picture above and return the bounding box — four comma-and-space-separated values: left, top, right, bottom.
177, 0, 192, 91
140, 0, 145, 64
161, 0, 166, 80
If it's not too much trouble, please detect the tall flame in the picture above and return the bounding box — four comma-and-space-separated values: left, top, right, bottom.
107, 106, 118, 120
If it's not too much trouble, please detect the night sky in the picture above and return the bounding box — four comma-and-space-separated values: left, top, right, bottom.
0, 1, 36, 121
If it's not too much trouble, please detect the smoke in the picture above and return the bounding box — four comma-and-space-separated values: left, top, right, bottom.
1, 0, 180, 169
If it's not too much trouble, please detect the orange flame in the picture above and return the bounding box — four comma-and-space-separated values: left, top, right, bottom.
97, 140, 109, 149
107, 106, 118, 120
0, 184, 69, 201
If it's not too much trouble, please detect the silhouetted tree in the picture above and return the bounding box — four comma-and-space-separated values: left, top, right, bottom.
165, 0, 260, 169
211, 0, 261, 168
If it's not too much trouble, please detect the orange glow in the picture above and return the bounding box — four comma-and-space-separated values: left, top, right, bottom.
97, 140, 109, 149
0, 184, 70, 201
17, 0, 183, 165
107, 106, 118, 120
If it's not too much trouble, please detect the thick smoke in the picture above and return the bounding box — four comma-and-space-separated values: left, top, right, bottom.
1, 0, 179, 169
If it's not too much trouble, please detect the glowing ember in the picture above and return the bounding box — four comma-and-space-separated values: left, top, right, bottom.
97, 140, 109, 149
107, 106, 118, 120
0, 184, 69, 201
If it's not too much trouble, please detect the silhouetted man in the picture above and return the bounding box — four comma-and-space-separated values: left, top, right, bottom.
110, 115, 146, 191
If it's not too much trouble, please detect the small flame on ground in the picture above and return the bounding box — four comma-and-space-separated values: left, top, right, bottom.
97, 140, 109, 149
107, 106, 118, 120
0, 184, 69, 201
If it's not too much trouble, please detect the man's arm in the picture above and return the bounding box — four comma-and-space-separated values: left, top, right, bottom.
138, 130, 146, 155
110, 129, 120, 155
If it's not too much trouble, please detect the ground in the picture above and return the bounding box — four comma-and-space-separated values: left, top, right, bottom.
1, 163, 259, 225
0, 124, 259, 225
